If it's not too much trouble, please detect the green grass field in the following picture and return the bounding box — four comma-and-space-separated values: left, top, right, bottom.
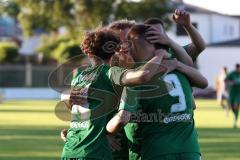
0, 99, 240, 160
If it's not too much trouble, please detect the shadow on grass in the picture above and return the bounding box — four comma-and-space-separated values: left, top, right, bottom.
0, 109, 52, 113
197, 128, 240, 160
0, 157, 59, 160
0, 126, 65, 160
0, 126, 239, 160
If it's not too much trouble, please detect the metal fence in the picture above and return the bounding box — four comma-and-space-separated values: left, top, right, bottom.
0, 64, 72, 87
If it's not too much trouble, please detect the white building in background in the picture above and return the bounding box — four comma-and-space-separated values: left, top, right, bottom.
168, 1, 240, 87
198, 40, 240, 87
19, 35, 41, 56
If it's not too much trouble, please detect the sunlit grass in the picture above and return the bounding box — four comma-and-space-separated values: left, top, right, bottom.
0, 99, 239, 160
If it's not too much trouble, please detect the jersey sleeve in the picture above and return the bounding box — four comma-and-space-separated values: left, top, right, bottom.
182, 44, 189, 51
118, 87, 139, 113
167, 48, 176, 59
107, 66, 127, 86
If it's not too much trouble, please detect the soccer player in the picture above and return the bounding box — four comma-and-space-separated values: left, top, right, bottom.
216, 67, 229, 116
107, 25, 208, 160
61, 28, 169, 160
225, 64, 240, 128
60, 20, 135, 160
107, 17, 206, 159
144, 9, 206, 110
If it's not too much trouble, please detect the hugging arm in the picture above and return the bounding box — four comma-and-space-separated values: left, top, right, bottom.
168, 39, 194, 66
106, 110, 131, 134
110, 49, 168, 86
162, 59, 208, 88
107, 87, 138, 134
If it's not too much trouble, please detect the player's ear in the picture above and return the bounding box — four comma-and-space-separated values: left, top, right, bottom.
172, 14, 176, 21
174, 9, 178, 14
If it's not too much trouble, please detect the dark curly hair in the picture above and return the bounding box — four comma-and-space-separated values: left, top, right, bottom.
81, 28, 120, 60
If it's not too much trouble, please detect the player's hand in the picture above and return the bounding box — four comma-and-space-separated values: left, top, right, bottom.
161, 59, 179, 73
157, 65, 168, 75
155, 49, 170, 59
172, 9, 191, 27
69, 89, 81, 106
145, 26, 171, 45
107, 134, 121, 152
69, 88, 86, 106
60, 128, 67, 142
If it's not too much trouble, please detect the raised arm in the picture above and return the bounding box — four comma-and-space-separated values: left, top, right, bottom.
173, 9, 206, 61
162, 59, 208, 89
168, 38, 194, 66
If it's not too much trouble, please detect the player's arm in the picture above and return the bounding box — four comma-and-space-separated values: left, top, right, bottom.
107, 87, 138, 133
168, 38, 194, 66
106, 110, 131, 134
162, 59, 208, 88
60, 128, 68, 142
145, 26, 194, 66
173, 9, 206, 61
109, 49, 168, 86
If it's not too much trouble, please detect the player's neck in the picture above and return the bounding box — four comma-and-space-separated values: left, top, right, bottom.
103, 59, 110, 65
89, 57, 102, 66
135, 48, 154, 62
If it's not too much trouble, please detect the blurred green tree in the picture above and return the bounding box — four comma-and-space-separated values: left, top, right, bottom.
1, 0, 171, 63
0, 41, 19, 64
0, 0, 20, 18
116, 0, 171, 27
13, 0, 170, 36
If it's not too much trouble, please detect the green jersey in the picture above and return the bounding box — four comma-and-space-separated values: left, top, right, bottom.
124, 71, 200, 160
61, 64, 126, 159
71, 68, 83, 86
226, 71, 240, 105
123, 45, 198, 159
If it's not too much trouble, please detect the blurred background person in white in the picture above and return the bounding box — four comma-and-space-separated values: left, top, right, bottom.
216, 66, 229, 116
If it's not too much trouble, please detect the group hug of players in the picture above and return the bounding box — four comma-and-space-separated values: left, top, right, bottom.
59, 9, 209, 160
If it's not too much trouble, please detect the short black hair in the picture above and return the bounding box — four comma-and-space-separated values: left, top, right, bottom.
108, 19, 136, 31
81, 28, 120, 60
127, 24, 149, 39
128, 24, 169, 50
144, 17, 164, 27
